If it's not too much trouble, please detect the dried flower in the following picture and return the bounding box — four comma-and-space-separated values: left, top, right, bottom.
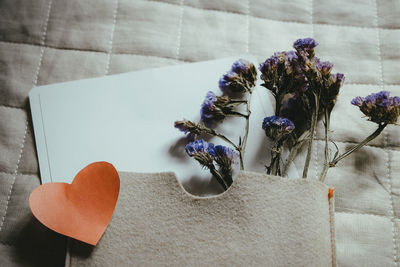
321, 72, 345, 111
175, 120, 200, 134
219, 59, 257, 94
185, 139, 215, 167
209, 145, 238, 163
201, 91, 229, 122
351, 91, 400, 124
316, 61, 334, 77
279, 94, 310, 137
293, 38, 318, 59
200, 91, 245, 123
174, 119, 215, 139
259, 51, 308, 97
209, 145, 238, 182
262, 116, 295, 141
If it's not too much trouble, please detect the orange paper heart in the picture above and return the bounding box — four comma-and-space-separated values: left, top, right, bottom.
29, 161, 120, 245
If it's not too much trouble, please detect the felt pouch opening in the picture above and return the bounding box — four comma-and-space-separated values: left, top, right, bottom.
67, 171, 336, 266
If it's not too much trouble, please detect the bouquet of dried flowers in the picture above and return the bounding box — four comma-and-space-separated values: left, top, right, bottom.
175, 38, 400, 191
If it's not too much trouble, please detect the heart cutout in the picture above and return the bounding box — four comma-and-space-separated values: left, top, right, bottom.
29, 161, 120, 245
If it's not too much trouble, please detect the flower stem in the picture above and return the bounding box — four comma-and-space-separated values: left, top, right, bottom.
302, 92, 319, 178
213, 132, 239, 150
227, 111, 249, 118
329, 123, 387, 168
281, 135, 308, 177
318, 108, 331, 182
269, 143, 282, 176
229, 100, 248, 104
208, 165, 228, 190
240, 92, 253, 170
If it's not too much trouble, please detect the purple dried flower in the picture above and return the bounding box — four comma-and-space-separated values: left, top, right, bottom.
262, 116, 295, 141
335, 73, 345, 85
320, 72, 345, 111
286, 51, 298, 62
175, 120, 195, 134
209, 145, 237, 185
231, 60, 251, 73
351, 91, 400, 124
174, 120, 215, 139
209, 145, 238, 162
317, 61, 334, 76
350, 96, 363, 106
259, 55, 278, 79
293, 38, 318, 63
293, 38, 318, 52
185, 139, 214, 156
185, 139, 215, 167
200, 91, 229, 122
259, 51, 308, 96
219, 59, 257, 94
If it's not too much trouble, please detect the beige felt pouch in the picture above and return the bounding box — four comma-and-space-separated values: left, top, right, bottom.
67, 171, 336, 267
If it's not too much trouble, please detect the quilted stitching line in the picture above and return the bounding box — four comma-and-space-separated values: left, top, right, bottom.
0, 170, 38, 176
373, 0, 397, 264
387, 148, 398, 265
336, 210, 399, 220
0, 104, 26, 110
344, 83, 400, 86
309, 0, 314, 37
246, 0, 250, 54
175, 0, 184, 60
0, 0, 53, 233
143, 0, 400, 31
104, 0, 119, 75
0, 40, 190, 62
2, 40, 400, 84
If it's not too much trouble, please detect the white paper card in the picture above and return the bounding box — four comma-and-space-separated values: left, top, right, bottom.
30, 56, 298, 193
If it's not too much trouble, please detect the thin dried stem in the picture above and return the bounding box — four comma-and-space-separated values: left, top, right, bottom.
239, 92, 253, 170
302, 92, 319, 178
318, 108, 331, 182
281, 135, 308, 177
329, 123, 387, 168
269, 143, 282, 176
208, 165, 228, 190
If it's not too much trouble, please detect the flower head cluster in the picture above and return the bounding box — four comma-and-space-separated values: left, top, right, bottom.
320, 72, 345, 111
185, 139, 237, 183
262, 116, 295, 141
185, 139, 215, 167
209, 145, 238, 179
351, 91, 400, 124
260, 37, 345, 133
219, 59, 257, 94
316, 61, 334, 76
293, 38, 318, 59
200, 91, 231, 122
209, 145, 238, 163
175, 119, 201, 135
174, 119, 215, 139
259, 51, 308, 96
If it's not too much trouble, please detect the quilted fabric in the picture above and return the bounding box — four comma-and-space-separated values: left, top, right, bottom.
0, 0, 399, 266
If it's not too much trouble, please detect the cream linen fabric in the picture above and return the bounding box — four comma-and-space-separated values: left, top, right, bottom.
0, 0, 399, 266
68, 171, 335, 267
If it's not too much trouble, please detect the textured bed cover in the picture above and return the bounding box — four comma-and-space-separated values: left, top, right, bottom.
1, 0, 400, 266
